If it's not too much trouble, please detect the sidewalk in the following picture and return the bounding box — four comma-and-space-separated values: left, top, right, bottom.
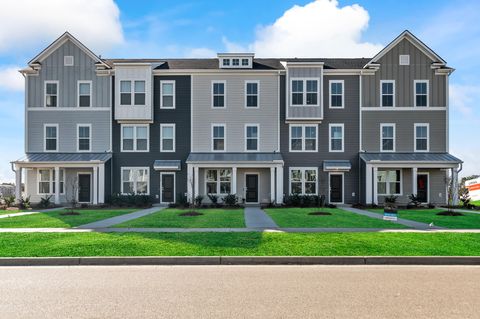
244, 207, 278, 229
76, 207, 163, 229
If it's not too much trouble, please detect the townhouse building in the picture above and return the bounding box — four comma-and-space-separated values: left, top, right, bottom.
12, 30, 462, 207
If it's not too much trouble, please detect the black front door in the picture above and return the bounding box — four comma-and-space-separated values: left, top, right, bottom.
417, 174, 429, 203
78, 174, 91, 203
245, 174, 258, 203
330, 174, 343, 203
161, 174, 175, 203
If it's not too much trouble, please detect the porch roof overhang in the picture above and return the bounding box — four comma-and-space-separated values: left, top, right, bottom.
12, 153, 112, 167
360, 152, 462, 167
186, 152, 284, 165
323, 160, 351, 171
153, 160, 181, 171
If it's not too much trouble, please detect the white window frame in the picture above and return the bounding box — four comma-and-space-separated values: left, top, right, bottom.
160, 123, 176, 153
205, 169, 232, 195
44, 80, 59, 108
77, 80, 92, 107
377, 169, 403, 196
290, 78, 320, 107
245, 124, 259, 152
289, 167, 318, 195
399, 54, 410, 65
64, 56, 74, 66
289, 124, 318, 152
211, 80, 226, 108
37, 168, 65, 195
44, 124, 59, 152
329, 123, 344, 152
414, 123, 430, 152
160, 80, 175, 109
329, 80, 344, 109
133, 80, 146, 106
245, 80, 260, 108
414, 80, 429, 107
120, 80, 132, 106
77, 124, 92, 152
380, 123, 396, 152
380, 80, 395, 107
211, 123, 226, 152
121, 167, 150, 195
222, 59, 230, 66
120, 124, 150, 152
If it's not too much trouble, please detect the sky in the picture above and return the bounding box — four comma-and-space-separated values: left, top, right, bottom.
0, 0, 479, 182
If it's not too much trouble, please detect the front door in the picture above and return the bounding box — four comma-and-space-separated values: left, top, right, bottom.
245, 174, 258, 203
78, 174, 91, 203
161, 173, 175, 203
417, 173, 429, 203
330, 174, 343, 203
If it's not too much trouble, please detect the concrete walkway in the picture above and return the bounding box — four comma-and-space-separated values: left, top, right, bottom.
244, 207, 278, 228
453, 208, 480, 215
0, 207, 64, 219
76, 207, 163, 229
340, 206, 442, 230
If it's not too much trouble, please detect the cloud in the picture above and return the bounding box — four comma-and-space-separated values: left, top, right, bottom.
0, 66, 23, 91
225, 0, 382, 58
0, 0, 124, 54
449, 83, 480, 116
184, 48, 216, 58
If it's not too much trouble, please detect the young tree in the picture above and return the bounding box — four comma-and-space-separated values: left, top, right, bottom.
66, 176, 79, 213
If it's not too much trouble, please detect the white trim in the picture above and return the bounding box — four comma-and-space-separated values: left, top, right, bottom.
290, 77, 320, 107
288, 167, 318, 195
28, 107, 110, 112
414, 123, 430, 152
414, 80, 429, 107
211, 123, 226, 152
361, 107, 446, 111
160, 80, 176, 109
64, 55, 74, 66
417, 172, 430, 203
288, 124, 318, 152
329, 80, 345, 109
380, 80, 395, 107
160, 172, 176, 204
76, 124, 92, 152
211, 80, 226, 109
44, 80, 59, 108
160, 123, 176, 152
244, 172, 260, 204
120, 167, 150, 195
377, 169, 403, 196
329, 123, 344, 152
244, 80, 260, 108
77, 171, 92, 203
244, 123, 259, 152
43, 123, 59, 152
120, 124, 150, 152
37, 168, 65, 196
77, 80, 92, 107
328, 172, 344, 204
380, 123, 396, 152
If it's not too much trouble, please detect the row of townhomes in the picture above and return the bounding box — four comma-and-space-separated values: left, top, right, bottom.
12, 30, 463, 206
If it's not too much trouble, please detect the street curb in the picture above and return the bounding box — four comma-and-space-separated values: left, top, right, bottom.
0, 256, 479, 266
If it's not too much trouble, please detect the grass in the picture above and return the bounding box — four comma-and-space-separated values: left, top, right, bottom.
0, 209, 25, 215
0, 208, 138, 228
264, 207, 408, 228
369, 208, 480, 229
0, 232, 478, 256
114, 208, 245, 228
471, 200, 480, 207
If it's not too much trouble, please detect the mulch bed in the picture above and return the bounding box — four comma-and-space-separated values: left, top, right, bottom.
436, 211, 464, 216
179, 211, 204, 217
60, 212, 81, 216
308, 211, 332, 216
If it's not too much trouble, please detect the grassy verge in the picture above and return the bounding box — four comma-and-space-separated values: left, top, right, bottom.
369, 209, 480, 229
0, 208, 138, 228
114, 208, 244, 228
471, 200, 480, 207
264, 207, 408, 228
0, 209, 25, 215
0, 232, 478, 256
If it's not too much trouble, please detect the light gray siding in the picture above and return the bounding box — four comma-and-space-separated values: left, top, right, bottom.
287, 67, 323, 119
191, 74, 279, 152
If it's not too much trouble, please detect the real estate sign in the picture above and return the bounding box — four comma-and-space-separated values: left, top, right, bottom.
465, 178, 480, 200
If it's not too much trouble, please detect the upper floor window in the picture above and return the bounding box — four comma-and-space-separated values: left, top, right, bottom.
78, 81, 91, 107
134, 81, 146, 105
222, 59, 230, 66
160, 124, 175, 152
44, 124, 58, 152
232, 58, 239, 66
245, 81, 259, 108
121, 167, 149, 194
120, 80, 146, 106
329, 80, 344, 108
206, 169, 231, 195
160, 81, 175, 109
329, 124, 344, 152
399, 55, 410, 66
245, 124, 259, 151
44, 81, 58, 107
242, 59, 249, 66
38, 169, 65, 195
414, 123, 429, 152
64, 56, 74, 66
290, 124, 317, 152
121, 125, 149, 152
414, 80, 429, 107
289, 167, 317, 195
291, 79, 319, 106
380, 124, 395, 152
120, 81, 131, 105
77, 124, 91, 152
378, 170, 401, 195
380, 80, 395, 107
212, 81, 225, 108
212, 124, 225, 151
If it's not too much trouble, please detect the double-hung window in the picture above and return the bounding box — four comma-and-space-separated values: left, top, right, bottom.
329, 80, 344, 108
160, 124, 175, 152
45, 81, 58, 107
380, 80, 395, 107
289, 125, 317, 152
222, 59, 230, 67
329, 124, 344, 152
241, 58, 249, 66
245, 81, 259, 108
380, 124, 395, 152
291, 79, 319, 106
120, 80, 146, 106
414, 123, 429, 152
134, 81, 146, 105
44, 124, 58, 152
212, 81, 225, 108
121, 125, 149, 152
206, 169, 231, 195
78, 81, 91, 107
160, 81, 175, 108
121, 167, 149, 194
414, 80, 429, 107
245, 124, 259, 151
77, 124, 91, 152
232, 58, 239, 66
377, 170, 401, 195
212, 124, 225, 151
120, 81, 132, 105
38, 169, 64, 195
290, 168, 318, 195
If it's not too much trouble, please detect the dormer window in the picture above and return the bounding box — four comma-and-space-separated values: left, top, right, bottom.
218, 53, 254, 69
242, 59, 249, 66
222, 59, 230, 66
232, 59, 239, 66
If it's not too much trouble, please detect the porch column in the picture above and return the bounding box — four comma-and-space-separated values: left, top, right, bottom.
412, 167, 418, 196
372, 166, 378, 205
98, 163, 105, 204
187, 164, 193, 203
54, 166, 60, 205
275, 165, 284, 204
232, 167, 237, 196
365, 164, 372, 204
92, 165, 98, 205
14, 165, 22, 203
270, 167, 275, 203
451, 167, 459, 205
194, 166, 199, 200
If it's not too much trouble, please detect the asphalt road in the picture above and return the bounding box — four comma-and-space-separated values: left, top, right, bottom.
0, 265, 479, 318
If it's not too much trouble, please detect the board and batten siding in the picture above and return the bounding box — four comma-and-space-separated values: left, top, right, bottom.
191, 74, 279, 152
27, 39, 110, 108
286, 66, 323, 119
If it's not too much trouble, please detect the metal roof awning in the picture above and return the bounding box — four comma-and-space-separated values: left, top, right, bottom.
360, 153, 462, 165
186, 152, 284, 164
323, 160, 351, 171
12, 153, 112, 164
153, 160, 181, 171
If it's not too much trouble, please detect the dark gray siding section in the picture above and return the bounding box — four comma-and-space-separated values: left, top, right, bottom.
112, 76, 191, 201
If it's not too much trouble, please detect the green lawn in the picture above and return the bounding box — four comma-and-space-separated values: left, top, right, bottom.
0, 232, 478, 256
471, 200, 480, 207
0, 209, 24, 215
114, 208, 245, 228
0, 208, 138, 228
369, 209, 480, 229
264, 207, 408, 228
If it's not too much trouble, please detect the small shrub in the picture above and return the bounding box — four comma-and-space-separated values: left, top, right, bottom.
428, 203, 436, 209
194, 195, 204, 207
223, 194, 238, 207
105, 193, 152, 208
18, 196, 31, 210
459, 188, 471, 207
207, 194, 219, 205
39, 195, 52, 208
327, 203, 337, 209
284, 194, 302, 207
3, 195, 16, 208
176, 193, 189, 208
408, 194, 421, 208
352, 203, 366, 209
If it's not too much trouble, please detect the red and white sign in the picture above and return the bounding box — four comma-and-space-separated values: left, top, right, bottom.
465, 178, 480, 200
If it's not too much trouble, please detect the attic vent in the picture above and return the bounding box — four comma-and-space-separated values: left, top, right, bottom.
64, 56, 74, 66
399, 54, 410, 66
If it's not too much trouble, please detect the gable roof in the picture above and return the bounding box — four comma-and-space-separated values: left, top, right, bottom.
364, 30, 447, 68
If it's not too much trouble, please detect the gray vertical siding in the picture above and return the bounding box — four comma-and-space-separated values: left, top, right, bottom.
287, 67, 323, 119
